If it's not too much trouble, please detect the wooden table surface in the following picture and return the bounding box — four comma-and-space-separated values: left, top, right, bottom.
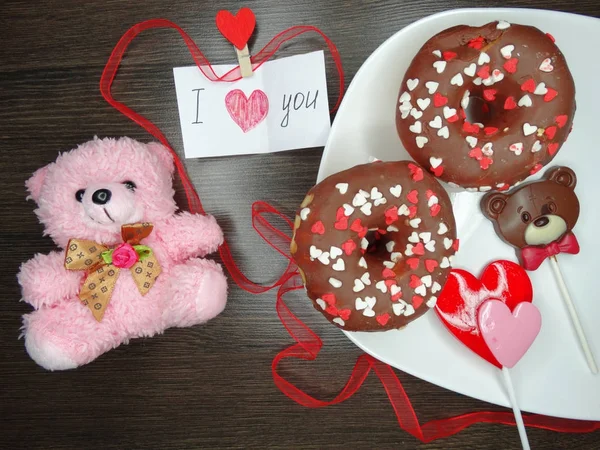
2, 1, 599, 448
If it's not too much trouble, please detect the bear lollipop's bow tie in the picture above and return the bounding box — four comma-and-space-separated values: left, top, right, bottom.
64, 223, 161, 321
521, 232, 580, 271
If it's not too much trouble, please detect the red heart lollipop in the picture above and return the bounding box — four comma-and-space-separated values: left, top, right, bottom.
216, 7, 256, 50
435, 260, 533, 368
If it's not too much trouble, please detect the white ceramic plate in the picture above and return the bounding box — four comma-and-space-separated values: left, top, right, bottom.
319, 8, 600, 420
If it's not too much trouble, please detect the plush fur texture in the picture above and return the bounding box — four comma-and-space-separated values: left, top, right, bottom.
18, 137, 227, 370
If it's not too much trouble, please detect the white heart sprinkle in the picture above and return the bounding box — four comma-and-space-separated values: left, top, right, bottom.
416, 98, 431, 110
332, 259, 345, 271
531, 140, 542, 153
399, 92, 411, 103
393, 302, 406, 316
466, 187, 478, 192
438, 223, 448, 235
353, 279, 365, 293
359, 257, 368, 268
333, 317, 345, 326
430, 156, 442, 168
410, 218, 421, 228
391, 285, 402, 296
383, 261, 395, 269
403, 305, 415, 317
421, 275, 432, 287
330, 246, 342, 259
410, 108, 423, 119
416, 136, 429, 149
300, 208, 310, 220
518, 95, 532, 107
415, 285, 427, 296
316, 298, 327, 310
539, 58, 554, 73
317, 252, 330, 265
374, 197, 387, 206
405, 245, 414, 257
425, 240, 436, 252
500, 44, 514, 59
409, 121, 422, 134
433, 60, 447, 73
464, 63, 476, 77
523, 123, 538, 136
509, 142, 523, 156
387, 225, 399, 232
461, 90, 471, 109
480, 186, 492, 192
343, 203, 355, 216
534, 82, 548, 95
419, 232, 432, 243
365, 296, 376, 308
407, 78, 419, 91
408, 231, 420, 243
426, 296, 438, 308
432, 282, 442, 294
376, 280, 388, 293
425, 81, 439, 94
449, 255, 455, 265
440, 257, 450, 268
335, 183, 348, 194
352, 193, 367, 207
427, 195, 439, 207
363, 308, 376, 318
361, 238, 369, 250
432, 50, 442, 58
389, 185, 402, 198
466, 136, 478, 148
481, 142, 493, 156
429, 116, 442, 129
329, 277, 342, 288
444, 238, 453, 250
398, 204, 410, 216
360, 202, 372, 216
497, 183, 507, 189
450, 73, 464, 86
355, 297, 367, 310
437, 126, 450, 139
399, 104, 412, 119
478, 52, 490, 65
443, 106, 457, 119
361, 273, 371, 286
497, 20, 511, 30
310, 246, 322, 259
359, 189, 370, 198
391, 252, 402, 262
386, 241, 395, 252
473, 77, 482, 86
370, 187, 382, 199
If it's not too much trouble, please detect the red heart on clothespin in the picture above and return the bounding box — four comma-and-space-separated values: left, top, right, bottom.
216, 7, 256, 50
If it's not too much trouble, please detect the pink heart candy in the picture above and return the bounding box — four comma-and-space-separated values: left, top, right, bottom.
478, 300, 542, 368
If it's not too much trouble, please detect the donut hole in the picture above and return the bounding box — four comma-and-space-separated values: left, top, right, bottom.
464, 94, 493, 126
364, 229, 393, 259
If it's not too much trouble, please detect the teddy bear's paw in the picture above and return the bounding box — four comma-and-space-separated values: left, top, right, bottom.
194, 260, 228, 322
24, 327, 78, 371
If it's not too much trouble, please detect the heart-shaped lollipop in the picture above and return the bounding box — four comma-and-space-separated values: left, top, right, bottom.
435, 260, 533, 368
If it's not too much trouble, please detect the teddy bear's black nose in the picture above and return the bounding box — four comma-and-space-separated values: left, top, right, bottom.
534, 216, 550, 228
92, 189, 112, 205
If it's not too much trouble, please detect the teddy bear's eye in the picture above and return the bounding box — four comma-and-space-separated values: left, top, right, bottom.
547, 201, 557, 213
123, 181, 136, 191
521, 212, 531, 223
75, 189, 85, 202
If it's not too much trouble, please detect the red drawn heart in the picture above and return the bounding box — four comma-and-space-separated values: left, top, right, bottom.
216, 7, 256, 50
225, 89, 269, 133
407, 189, 419, 204
425, 259, 438, 273
435, 260, 533, 368
311, 221, 325, 235
406, 258, 420, 270
430, 204, 441, 217
504, 96, 517, 110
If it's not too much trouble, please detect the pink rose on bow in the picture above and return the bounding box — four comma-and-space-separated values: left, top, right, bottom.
111, 243, 139, 269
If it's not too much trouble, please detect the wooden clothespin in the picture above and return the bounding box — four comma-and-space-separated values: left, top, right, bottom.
216, 7, 256, 78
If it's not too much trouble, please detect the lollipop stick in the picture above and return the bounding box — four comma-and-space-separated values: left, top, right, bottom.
549, 256, 598, 374
502, 367, 530, 450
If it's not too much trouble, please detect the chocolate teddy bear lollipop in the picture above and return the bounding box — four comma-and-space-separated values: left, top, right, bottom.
481, 166, 580, 270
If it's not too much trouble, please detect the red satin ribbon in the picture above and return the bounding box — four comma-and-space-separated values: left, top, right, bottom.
100, 20, 600, 441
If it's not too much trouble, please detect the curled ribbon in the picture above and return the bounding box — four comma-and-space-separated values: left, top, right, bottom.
64, 223, 161, 321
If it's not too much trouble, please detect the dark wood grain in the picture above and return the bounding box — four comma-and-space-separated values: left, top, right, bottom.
1, 1, 599, 448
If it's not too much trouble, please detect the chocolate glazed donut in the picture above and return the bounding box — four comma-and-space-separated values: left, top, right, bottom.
290, 161, 457, 331
396, 21, 576, 192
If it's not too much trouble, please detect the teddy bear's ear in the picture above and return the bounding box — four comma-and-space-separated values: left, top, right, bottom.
546, 166, 577, 189
481, 192, 507, 220
147, 142, 175, 176
25, 164, 51, 203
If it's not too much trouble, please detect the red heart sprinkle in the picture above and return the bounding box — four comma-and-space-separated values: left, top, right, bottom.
341, 239, 356, 256
431, 165, 444, 177
503, 58, 518, 74
484, 127, 498, 136
433, 92, 448, 107
413, 242, 425, 256
377, 228, 388, 235
483, 89, 497, 101
530, 163, 543, 175
322, 293, 336, 306
545, 126, 557, 139
334, 216, 349, 230
497, 183, 510, 191
544, 88, 558, 102
425, 189, 435, 199
555, 115, 568, 128
520, 78, 536, 93
336, 207, 345, 221
385, 206, 399, 225
504, 96, 517, 110
385, 279, 397, 288
412, 296, 424, 309
469, 147, 483, 160
382, 268, 396, 278
468, 36, 485, 49
311, 221, 325, 235
462, 121, 480, 134
376, 313, 391, 326
477, 65, 490, 79
443, 51, 458, 61
480, 157, 493, 170
548, 143, 559, 155
425, 259, 439, 273
460, 109, 467, 119
325, 305, 338, 316
409, 274, 423, 288
406, 258, 420, 269
392, 291, 403, 301
408, 205, 418, 219
546, 32, 556, 42
430, 204, 441, 217
408, 163, 424, 181
407, 189, 419, 204
447, 114, 459, 123
350, 218, 364, 233
338, 309, 351, 320
452, 239, 460, 252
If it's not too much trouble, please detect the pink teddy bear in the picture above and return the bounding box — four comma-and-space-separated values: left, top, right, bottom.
18, 137, 228, 370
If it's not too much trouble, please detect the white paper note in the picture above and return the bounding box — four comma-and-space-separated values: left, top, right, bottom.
173, 51, 331, 158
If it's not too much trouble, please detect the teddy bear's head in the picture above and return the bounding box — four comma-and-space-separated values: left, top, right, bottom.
481, 166, 579, 249
26, 137, 177, 248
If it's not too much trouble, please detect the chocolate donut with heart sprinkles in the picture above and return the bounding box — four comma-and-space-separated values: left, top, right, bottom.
396, 21, 575, 192
290, 161, 458, 331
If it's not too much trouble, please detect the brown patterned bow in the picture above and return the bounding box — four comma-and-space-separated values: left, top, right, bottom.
64, 223, 161, 321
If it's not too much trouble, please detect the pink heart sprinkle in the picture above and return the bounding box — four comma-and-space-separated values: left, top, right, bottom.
478, 300, 542, 368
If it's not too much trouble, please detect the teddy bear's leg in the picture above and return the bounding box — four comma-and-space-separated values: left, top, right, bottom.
163, 259, 228, 328
22, 299, 123, 371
